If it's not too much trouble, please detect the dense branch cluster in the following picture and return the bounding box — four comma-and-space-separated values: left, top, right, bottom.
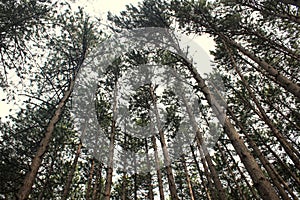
0, 0, 299, 199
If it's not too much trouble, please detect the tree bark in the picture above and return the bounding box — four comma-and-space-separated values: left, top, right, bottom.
103, 79, 118, 200
220, 140, 260, 200
180, 92, 227, 200
17, 20, 89, 199
175, 56, 280, 200
228, 107, 297, 200
198, 144, 218, 200
225, 45, 300, 170
17, 78, 77, 200
86, 158, 95, 200
216, 143, 247, 200
220, 34, 300, 99
145, 138, 154, 200
190, 144, 212, 200
149, 84, 179, 200
151, 135, 165, 200
62, 142, 82, 200
181, 155, 195, 200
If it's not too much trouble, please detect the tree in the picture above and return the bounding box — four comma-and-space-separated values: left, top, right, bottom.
0, 0, 52, 88
16, 6, 100, 199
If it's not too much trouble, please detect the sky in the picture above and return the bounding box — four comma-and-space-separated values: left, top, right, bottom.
0, 0, 215, 120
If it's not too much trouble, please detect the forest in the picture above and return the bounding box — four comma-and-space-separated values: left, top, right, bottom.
0, 0, 299, 199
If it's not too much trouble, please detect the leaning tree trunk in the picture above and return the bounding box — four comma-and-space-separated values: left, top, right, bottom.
181, 155, 195, 200
86, 158, 95, 200
174, 55, 280, 200
151, 135, 165, 200
190, 144, 212, 200
103, 79, 118, 200
62, 142, 82, 200
17, 20, 89, 200
17, 77, 78, 200
225, 45, 300, 170
219, 34, 300, 99
216, 143, 247, 200
145, 138, 154, 200
220, 140, 260, 200
149, 84, 179, 200
179, 91, 227, 200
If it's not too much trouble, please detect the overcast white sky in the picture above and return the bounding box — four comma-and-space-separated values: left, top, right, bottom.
73, 0, 142, 15
0, 0, 215, 120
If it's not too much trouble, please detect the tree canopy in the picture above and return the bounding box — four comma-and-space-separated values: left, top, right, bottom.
0, 0, 299, 199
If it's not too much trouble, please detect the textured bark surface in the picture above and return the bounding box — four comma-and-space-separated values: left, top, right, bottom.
86, 159, 95, 200
151, 136, 165, 200
222, 34, 300, 99
17, 79, 76, 200
180, 93, 227, 200
226, 47, 300, 170
145, 139, 154, 200
180, 57, 280, 200
190, 145, 212, 200
62, 142, 82, 200
181, 156, 195, 200
150, 85, 179, 200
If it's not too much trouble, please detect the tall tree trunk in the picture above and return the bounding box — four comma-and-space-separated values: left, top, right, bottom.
179, 92, 226, 200
151, 135, 165, 200
86, 158, 95, 200
145, 138, 154, 200
181, 155, 195, 200
259, 133, 300, 187
190, 144, 212, 200
214, 74, 294, 198
62, 142, 82, 200
220, 140, 260, 200
198, 144, 218, 200
175, 56, 280, 200
17, 78, 77, 200
226, 45, 300, 170
219, 34, 300, 99
216, 143, 248, 200
92, 163, 103, 200
228, 107, 297, 199
103, 79, 118, 200
149, 112, 165, 200
17, 21, 89, 199
149, 84, 179, 200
